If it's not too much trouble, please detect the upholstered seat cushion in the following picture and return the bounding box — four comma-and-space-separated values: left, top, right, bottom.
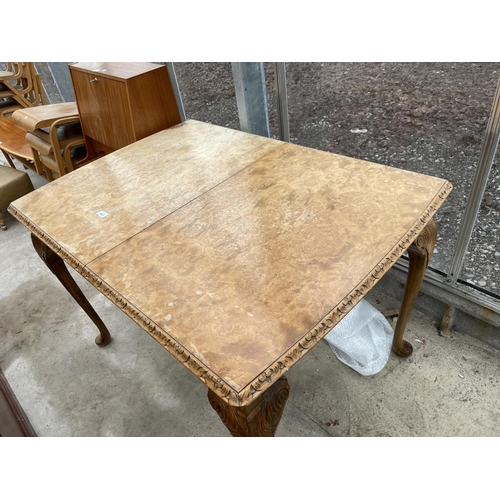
0, 165, 34, 229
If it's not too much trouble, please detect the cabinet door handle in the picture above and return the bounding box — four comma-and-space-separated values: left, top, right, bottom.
90, 78, 98, 83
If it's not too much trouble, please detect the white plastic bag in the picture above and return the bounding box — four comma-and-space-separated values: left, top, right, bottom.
324, 299, 394, 376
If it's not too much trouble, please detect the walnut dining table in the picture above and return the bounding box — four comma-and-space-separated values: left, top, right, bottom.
8, 120, 452, 437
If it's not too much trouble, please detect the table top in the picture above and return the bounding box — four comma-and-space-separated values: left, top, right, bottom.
9, 120, 452, 406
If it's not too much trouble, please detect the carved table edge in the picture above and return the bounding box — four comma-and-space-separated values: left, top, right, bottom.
7, 180, 453, 408
8, 204, 87, 273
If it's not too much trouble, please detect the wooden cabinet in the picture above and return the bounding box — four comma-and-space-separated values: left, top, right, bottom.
69, 62, 181, 159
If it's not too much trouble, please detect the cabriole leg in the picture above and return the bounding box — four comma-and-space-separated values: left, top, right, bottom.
393, 218, 437, 357
31, 234, 111, 346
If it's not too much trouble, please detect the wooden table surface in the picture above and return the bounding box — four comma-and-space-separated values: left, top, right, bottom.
9, 120, 452, 407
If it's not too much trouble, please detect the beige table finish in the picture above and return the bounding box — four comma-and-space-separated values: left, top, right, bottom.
9, 120, 452, 434
11, 120, 281, 264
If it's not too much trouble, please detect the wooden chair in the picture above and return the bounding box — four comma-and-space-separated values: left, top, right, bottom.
10, 103, 87, 181
0, 62, 23, 80
1, 63, 27, 117
23, 63, 47, 106
0, 63, 46, 113
25, 116, 87, 181
0, 103, 86, 182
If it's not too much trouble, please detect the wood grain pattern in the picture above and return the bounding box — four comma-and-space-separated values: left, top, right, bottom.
0, 116, 33, 160
8, 120, 453, 407
70, 70, 134, 150
127, 66, 181, 142
84, 144, 451, 403
9, 121, 282, 264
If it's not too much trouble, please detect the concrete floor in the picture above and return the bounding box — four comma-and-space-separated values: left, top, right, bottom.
2, 164, 500, 437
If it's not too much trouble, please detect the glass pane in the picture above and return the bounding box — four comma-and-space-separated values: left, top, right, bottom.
286, 62, 500, 274
174, 62, 239, 130
173, 62, 280, 139
460, 146, 500, 296
263, 62, 280, 140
